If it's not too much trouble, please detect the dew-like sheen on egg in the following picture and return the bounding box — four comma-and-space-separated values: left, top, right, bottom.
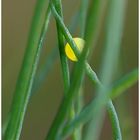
65, 37, 85, 62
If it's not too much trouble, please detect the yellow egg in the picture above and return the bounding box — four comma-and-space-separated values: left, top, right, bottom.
65, 37, 85, 62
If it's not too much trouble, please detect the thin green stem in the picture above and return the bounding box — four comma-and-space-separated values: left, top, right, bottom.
53, 0, 70, 93
62, 69, 138, 138
4, 1, 50, 140
50, 3, 80, 58
85, 64, 121, 140
107, 101, 122, 140
52, 0, 78, 140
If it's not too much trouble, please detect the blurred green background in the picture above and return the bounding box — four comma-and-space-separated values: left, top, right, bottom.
2, 0, 138, 140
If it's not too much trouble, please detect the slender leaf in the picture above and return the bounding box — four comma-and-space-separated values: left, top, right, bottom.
110, 69, 138, 99
4, 1, 50, 140
54, 0, 70, 92
62, 69, 138, 138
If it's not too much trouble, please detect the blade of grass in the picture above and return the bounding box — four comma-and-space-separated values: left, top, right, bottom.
4, 1, 51, 140
62, 69, 138, 138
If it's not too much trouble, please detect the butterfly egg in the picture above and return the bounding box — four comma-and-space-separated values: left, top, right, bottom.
65, 37, 85, 62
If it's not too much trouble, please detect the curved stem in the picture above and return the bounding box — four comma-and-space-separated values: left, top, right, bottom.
107, 101, 122, 140
85, 63, 122, 140
62, 69, 138, 138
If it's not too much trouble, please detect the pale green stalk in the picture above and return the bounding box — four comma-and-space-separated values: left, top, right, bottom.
4, 1, 50, 139
62, 69, 138, 138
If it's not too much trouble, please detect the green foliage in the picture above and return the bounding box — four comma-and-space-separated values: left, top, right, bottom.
4, 1, 51, 140
3, 0, 138, 140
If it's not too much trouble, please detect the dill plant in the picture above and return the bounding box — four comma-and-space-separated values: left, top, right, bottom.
3, 0, 138, 140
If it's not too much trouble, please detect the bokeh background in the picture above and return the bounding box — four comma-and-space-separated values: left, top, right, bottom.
2, 0, 138, 140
